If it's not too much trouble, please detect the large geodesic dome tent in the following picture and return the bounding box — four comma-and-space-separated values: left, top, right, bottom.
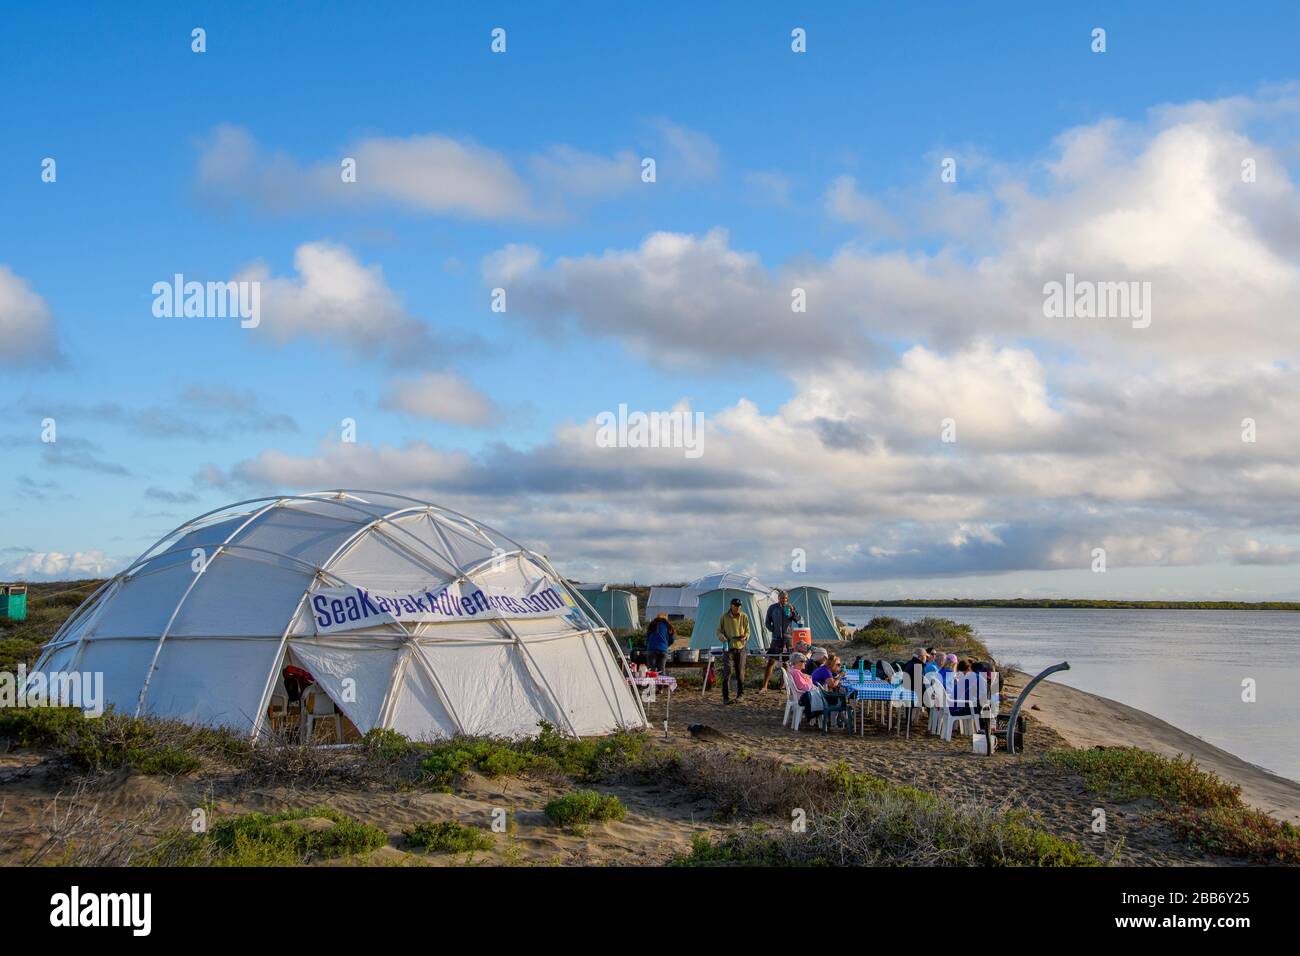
32, 491, 645, 740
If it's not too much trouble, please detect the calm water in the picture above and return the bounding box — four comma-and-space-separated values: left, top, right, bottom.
836, 606, 1300, 783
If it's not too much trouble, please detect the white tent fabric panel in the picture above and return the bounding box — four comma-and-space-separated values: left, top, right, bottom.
73, 639, 163, 717
522, 634, 642, 735
88, 570, 194, 639
230, 504, 363, 568
171, 558, 315, 636
415, 641, 557, 737
328, 523, 456, 591
285, 642, 402, 735
143, 638, 284, 730
384, 651, 459, 740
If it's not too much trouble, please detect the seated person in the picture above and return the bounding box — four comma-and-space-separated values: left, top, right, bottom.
811, 653, 843, 692
787, 653, 817, 723
804, 647, 828, 676
950, 659, 974, 715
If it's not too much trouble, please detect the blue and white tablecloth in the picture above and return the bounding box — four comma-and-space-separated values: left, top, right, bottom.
838, 677, 915, 704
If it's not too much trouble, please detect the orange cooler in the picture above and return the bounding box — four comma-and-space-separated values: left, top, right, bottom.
790, 627, 812, 652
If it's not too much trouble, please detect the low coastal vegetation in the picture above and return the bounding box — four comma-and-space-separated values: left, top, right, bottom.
144, 806, 388, 866
659, 751, 1097, 866
403, 820, 494, 854
0, 706, 247, 774
1050, 747, 1300, 864
843, 616, 993, 662
544, 790, 627, 829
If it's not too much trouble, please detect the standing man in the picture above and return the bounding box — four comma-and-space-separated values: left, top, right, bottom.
716, 597, 751, 705
761, 590, 802, 692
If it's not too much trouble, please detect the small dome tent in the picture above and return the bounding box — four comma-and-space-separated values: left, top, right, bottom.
689, 588, 768, 653
575, 586, 639, 632
30, 491, 645, 740
647, 571, 774, 622
787, 586, 838, 644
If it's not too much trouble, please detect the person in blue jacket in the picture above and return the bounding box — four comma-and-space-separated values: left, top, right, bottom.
761, 590, 802, 692
644, 612, 676, 671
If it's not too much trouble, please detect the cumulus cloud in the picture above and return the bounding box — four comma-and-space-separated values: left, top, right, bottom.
381, 372, 501, 426
4, 549, 119, 581
238, 242, 437, 365
0, 265, 60, 366
483, 228, 876, 366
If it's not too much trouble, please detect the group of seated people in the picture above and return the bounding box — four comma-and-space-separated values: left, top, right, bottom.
785, 647, 843, 725
784, 645, 998, 729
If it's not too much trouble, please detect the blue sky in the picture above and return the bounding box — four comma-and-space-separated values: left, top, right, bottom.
4, 2, 1300, 597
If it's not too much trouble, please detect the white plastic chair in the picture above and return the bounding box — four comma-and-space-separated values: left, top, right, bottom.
303, 687, 342, 744
935, 681, 979, 742
923, 673, 944, 734
779, 665, 803, 731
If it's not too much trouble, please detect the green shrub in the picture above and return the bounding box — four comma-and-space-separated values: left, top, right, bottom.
404, 820, 494, 854
417, 726, 647, 790
362, 727, 417, 761
1048, 748, 1241, 808
544, 789, 627, 828
0, 707, 250, 775
145, 806, 388, 866
127, 745, 202, 775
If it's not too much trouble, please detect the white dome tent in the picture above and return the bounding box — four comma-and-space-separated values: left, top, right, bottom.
645, 571, 775, 622
31, 491, 645, 741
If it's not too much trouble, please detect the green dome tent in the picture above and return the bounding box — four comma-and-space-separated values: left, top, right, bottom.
689, 588, 768, 653
787, 586, 838, 644
575, 586, 639, 632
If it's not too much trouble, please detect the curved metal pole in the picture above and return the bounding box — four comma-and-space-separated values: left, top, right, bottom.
1006, 661, 1070, 754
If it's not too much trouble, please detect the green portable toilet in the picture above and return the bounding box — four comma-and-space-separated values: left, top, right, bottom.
4, 585, 27, 622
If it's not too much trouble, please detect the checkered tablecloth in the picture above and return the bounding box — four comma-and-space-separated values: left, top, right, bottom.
838, 677, 915, 703
628, 676, 677, 690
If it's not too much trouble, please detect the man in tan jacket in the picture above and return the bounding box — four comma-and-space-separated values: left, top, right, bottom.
716, 597, 750, 705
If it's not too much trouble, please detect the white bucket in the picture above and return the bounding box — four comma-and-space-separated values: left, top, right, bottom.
972, 734, 996, 755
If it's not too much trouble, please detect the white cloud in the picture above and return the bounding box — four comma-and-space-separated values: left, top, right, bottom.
197, 124, 536, 220
7, 549, 118, 580
239, 242, 435, 364
196, 121, 716, 220
0, 265, 59, 365
381, 372, 500, 426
